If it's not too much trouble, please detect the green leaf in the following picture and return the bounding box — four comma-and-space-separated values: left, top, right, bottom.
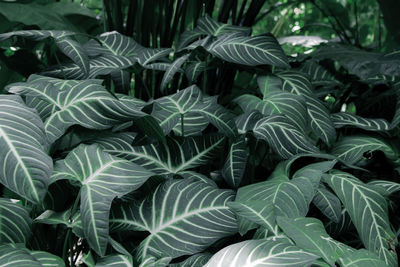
96, 134, 225, 174
30, 251, 65, 267
253, 114, 319, 159
0, 95, 52, 204
204, 239, 318, 267
0, 30, 89, 77
234, 110, 263, 134
94, 254, 133, 267
160, 54, 189, 91
151, 85, 203, 135
0, 244, 41, 267
185, 62, 206, 83
221, 136, 248, 188
7, 78, 146, 143
368, 180, 400, 196
331, 135, 397, 165
136, 48, 173, 66
331, 112, 391, 131
207, 33, 290, 67
196, 14, 251, 36
51, 144, 154, 256
235, 90, 308, 132
312, 184, 342, 223
338, 249, 387, 267
35, 209, 83, 237
277, 216, 354, 265
169, 253, 212, 267
0, 198, 31, 244
110, 179, 237, 264
324, 170, 398, 266
300, 60, 340, 86
257, 75, 282, 97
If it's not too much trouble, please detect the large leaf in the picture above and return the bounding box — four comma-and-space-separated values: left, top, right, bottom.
29, 251, 65, 267
95, 134, 225, 174
253, 114, 319, 159
235, 90, 308, 132
51, 144, 154, 256
337, 249, 387, 267
0, 198, 31, 244
368, 180, 400, 196
0, 244, 64, 267
170, 253, 212, 267
196, 14, 251, 36
0, 95, 52, 204
277, 71, 336, 144
221, 136, 248, 188
160, 54, 189, 91
109, 178, 237, 264
7, 78, 146, 143
204, 239, 318, 267
277, 216, 354, 265
324, 170, 398, 266
312, 184, 342, 223
207, 33, 290, 67
257, 75, 283, 97
331, 112, 391, 131
331, 135, 397, 165
0, 30, 89, 77
94, 254, 133, 267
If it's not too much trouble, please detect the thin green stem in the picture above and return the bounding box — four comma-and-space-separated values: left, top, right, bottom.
62, 229, 72, 264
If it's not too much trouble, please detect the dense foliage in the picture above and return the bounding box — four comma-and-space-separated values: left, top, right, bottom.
1, 1, 400, 267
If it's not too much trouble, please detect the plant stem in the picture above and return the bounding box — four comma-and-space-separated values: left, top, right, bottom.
181, 113, 184, 137
62, 229, 72, 264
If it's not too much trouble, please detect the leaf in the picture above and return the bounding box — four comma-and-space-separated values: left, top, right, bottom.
0, 244, 41, 267
207, 33, 290, 67
234, 110, 263, 134
338, 249, 387, 267
324, 170, 398, 266
151, 85, 203, 135
160, 54, 189, 91
368, 180, 400, 196
257, 75, 282, 97
30, 251, 65, 267
277, 216, 354, 265
331, 112, 391, 131
96, 134, 226, 174
312, 184, 342, 223
204, 239, 318, 267
331, 135, 397, 165
253, 114, 319, 159
176, 30, 204, 51
277, 71, 336, 144
94, 254, 133, 267
196, 14, 251, 36
7, 78, 146, 143
235, 90, 308, 132
300, 60, 340, 86
169, 253, 212, 267
0, 95, 52, 204
35, 209, 83, 237
0, 30, 89, 77
51, 144, 154, 256
109, 179, 237, 264
185, 62, 206, 83
221, 136, 248, 188
136, 48, 173, 66
0, 198, 31, 244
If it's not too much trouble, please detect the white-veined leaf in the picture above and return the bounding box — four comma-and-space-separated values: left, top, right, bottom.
176, 30, 204, 51
30, 251, 65, 267
221, 136, 248, 188
51, 144, 154, 256
368, 180, 400, 196
234, 110, 263, 134
185, 61, 206, 83
277, 70, 336, 144
196, 14, 251, 36
169, 253, 212, 267
235, 90, 308, 132
136, 48, 173, 66
35, 209, 83, 237
204, 239, 318, 267
253, 114, 319, 159
160, 54, 189, 91
257, 75, 282, 97
312, 184, 342, 223
331, 112, 391, 131
7, 78, 146, 143
0, 244, 41, 267
0, 198, 31, 244
338, 249, 387, 267
0, 95, 52, 204
331, 135, 397, 165
300, 60, 340, 86
207, 33, 290, 67
324, 170, 398, 266
94, 254, 133, 267
277, 216, 354, 265
109, 178, 237, 264
0, 30, 89, 77
95, 134, 226, 174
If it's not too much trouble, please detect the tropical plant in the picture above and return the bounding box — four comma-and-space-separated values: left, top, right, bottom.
1, 1, 400, 267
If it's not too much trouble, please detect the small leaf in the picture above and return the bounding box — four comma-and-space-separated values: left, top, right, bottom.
221, 136, 248, 188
